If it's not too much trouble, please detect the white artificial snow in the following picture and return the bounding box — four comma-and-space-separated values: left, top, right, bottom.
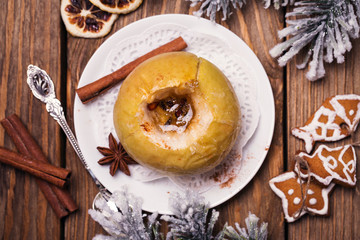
270, 0, 360, 81
89, 189, 268, 240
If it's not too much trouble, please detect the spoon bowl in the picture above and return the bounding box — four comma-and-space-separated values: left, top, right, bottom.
27, 65, 118, 213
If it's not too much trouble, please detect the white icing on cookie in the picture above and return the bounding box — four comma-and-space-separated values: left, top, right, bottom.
346, 161, 355, 173
349, 110, 354, 116
296, 145, 357, 187
307, 189, 314, 195
292, 94, 360, 153
306, 183, 335, 215
288, 189, 294, 195
326, 157, 337, 169
269, 172, 306, 222
309, 198, 317, 205
293, 197, 301, 205
330, 94, 360, 130
269, 172, 333, 222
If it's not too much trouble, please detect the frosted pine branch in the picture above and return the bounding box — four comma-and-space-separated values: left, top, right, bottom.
161, 190, 224, 240
263, 0, 295, 9
188, 0, 246, 21
223, 212, 268, 240
187, 0, 294, 21
89, 189, 267, 240
270, 0, 360, 81
88, 190, 162, 240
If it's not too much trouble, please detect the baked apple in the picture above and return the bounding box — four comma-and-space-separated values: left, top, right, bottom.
113, 52, 240, 175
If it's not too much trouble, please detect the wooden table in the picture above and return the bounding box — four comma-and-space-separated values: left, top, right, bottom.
1, 1, 359, 239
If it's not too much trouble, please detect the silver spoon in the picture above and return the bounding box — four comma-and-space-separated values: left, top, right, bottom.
26, 65, 118, 213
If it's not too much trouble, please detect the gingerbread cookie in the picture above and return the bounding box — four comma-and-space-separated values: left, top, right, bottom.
269, 171, 335, 222
292, 94, 360, 153
295, 144, 357, 187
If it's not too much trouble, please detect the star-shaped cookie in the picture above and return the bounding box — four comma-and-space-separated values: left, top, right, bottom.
269, 171, 335, 222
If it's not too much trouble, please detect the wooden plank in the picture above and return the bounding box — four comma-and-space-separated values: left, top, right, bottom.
64, 0, 193, 238
0, 0, 63, 239
286, 23, 360, 240
214, 1, 285, 239
64, 1, 284, 239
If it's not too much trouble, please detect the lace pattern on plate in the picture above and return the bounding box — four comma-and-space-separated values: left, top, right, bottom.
95, 23, 260, 192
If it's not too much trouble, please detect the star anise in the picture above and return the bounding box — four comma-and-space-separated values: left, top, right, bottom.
97, 133, 137, 176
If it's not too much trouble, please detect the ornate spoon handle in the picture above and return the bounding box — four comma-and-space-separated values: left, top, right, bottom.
26, 65, 109, 196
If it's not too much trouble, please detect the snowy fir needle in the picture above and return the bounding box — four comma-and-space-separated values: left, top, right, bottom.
189, 0, 360, 81
270, 0, 360, 81
264, 0, 295, 9
89, 189, 267, 240
223, 212, 268, 240
161, 190, 222, 239
187, 0, 294, 22
88, 189, 162, 240
188, 0, 246, 21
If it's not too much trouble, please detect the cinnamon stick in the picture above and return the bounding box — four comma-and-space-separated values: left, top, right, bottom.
76, 36, 188, 103
1, 114, 77, 217
0, 147, 69, 188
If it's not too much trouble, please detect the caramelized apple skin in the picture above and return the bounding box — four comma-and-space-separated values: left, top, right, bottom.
114, 52, 240, 175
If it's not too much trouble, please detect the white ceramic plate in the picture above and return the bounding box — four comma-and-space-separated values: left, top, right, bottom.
74, 14, 275, 214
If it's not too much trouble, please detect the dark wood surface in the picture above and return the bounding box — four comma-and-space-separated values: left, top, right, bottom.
0, 0, 358, 239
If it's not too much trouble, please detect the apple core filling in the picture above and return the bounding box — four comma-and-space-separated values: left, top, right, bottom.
140, 85, 213, 150
147, 95, 193, 133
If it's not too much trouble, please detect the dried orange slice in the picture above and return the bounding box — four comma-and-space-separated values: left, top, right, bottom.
89, 0, 143, 14
61, 0, 118, 38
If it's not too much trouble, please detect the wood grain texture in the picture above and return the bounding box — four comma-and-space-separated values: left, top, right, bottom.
64, 1, 193, 238
214, 1, 285, 239
286, 26, 360, 240
1, 0, 359, 239
0, 0, 63, 239
64, 0, 285, 239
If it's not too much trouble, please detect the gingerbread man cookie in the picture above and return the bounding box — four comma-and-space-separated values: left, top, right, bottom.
295, 145, 357, 187
269, 171, 335, 222
292, 94, 360, 153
